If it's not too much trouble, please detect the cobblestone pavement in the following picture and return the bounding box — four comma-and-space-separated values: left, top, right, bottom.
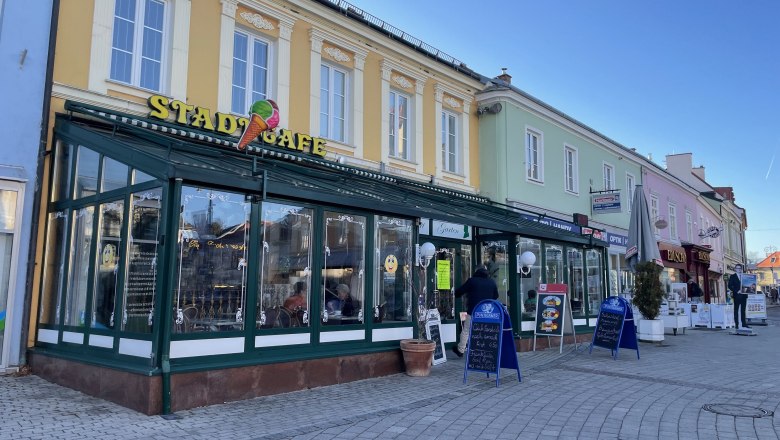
2, 306, 779, 440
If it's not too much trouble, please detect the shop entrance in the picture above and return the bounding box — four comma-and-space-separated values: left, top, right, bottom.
421, 239, 472, 323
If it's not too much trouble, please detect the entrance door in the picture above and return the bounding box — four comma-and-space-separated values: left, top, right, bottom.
0, 183, 22, 370
422, 240, 471, 322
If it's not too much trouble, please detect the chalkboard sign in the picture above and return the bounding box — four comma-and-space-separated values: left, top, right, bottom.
466, 321, 500, 372
426, 309, 446, 365
592, 308, 625, 350
590, 297, 639, 360
463, 300, 521, 387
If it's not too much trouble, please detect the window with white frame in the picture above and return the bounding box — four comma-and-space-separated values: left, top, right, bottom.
564, 145, 578, 193
320, 63, 348, 143
625, 173, 635, 212
650, 195, 659, 235
441, 110, 458, 173
231, 30, 271, 115
686, 211, 693, 241
526, 129, 543, 182
110, 0, 167, 92
603, 163, 615, 190
669, 203, 678, 240
389, 90, 410, 160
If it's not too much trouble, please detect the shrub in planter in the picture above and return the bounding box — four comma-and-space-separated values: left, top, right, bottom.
632, 261, 664, 320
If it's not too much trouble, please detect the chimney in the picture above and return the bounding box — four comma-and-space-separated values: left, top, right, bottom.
692, 165, 705, 180
496, 68, 512, 85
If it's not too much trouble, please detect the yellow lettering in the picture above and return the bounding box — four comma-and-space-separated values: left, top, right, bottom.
169, 100, 194, 124
276, 129, 293, 149
215, 113, 238, 135
294, 133, 312, 152
261, 130, 277, 144
311, 137, 327, 157
190, 107, 215, 131
147, 95, 169, 120
237, 117, 249, 133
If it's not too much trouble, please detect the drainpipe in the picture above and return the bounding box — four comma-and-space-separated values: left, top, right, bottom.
160, 179, 182, 415
20, 0, 60, 367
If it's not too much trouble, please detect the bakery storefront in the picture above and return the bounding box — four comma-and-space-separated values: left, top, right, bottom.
31, 101, 602, 414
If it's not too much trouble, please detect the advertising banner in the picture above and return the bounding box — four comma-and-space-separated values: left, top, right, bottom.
746, 294, 767, 320
591, 192, 622, 214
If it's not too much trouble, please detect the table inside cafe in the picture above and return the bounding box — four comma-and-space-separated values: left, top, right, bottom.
324, 311, 361, 325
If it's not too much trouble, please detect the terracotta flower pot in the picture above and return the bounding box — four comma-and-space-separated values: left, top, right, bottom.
400, 339, 436, 377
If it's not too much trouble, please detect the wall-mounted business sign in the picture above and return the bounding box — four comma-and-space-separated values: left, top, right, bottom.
147, 95, 328, 157
591, 192, 622, 214
432, 220, 471, 240
606, 232, 629, 248
581, 227, 605, 241
519, 214, 581, 234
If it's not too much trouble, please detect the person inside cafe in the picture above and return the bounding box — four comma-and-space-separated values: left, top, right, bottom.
524, 289, 537, 313
327, 284, 355, 317
283, 281, 308, 313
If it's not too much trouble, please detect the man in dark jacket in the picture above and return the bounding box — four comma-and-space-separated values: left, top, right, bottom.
728, 271, 749, 329
452, 265, 499, 357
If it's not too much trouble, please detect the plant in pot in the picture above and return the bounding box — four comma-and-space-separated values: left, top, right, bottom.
399, 242, 437, 377
632, 260, 665, 342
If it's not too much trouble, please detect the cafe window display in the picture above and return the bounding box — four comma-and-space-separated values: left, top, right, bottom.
586, 249, 603, 316
322, 211, 366, 325
257, 202, 313, 329
173, 187, 249, 333
40, 140, 165, 334
429, 247, 456, 320
568, 248, 585, 315
545, 244, 564, 284
373, 216, 413, 323
122, 188, 162, 333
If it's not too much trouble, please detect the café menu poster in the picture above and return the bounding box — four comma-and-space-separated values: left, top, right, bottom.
534, 284, 568, 336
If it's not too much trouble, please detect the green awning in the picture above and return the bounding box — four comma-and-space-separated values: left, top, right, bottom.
57, 101, 604, 246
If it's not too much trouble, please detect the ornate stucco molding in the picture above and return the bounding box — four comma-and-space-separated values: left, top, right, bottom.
392, 75, 412, 89
324, 47, 351, 63
239, 11, 275, 30
443, 96, 461, 108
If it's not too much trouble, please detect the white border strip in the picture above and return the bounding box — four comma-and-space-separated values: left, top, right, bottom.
37, 329, 59, 344
255, 333, 311, 348
320, 330, 365, 343
521, 321, 535, 331
119, 338, 153, 358
170, 337, 244, 358
371, 326, 413, 342
574, 318, 588, 326
62, 331, 84, 344
88, 334, 114, 349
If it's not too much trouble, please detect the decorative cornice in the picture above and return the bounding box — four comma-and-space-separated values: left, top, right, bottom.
221, 0, 237, 17
443, 96, 460, 108
392, 75, 412, 89
239, 11, 274, 30
324, 47, 351, 63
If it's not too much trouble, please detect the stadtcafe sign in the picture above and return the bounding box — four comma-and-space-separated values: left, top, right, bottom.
146, 95, 328, 157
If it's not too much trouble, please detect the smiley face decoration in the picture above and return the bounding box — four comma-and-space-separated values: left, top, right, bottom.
384, 254, 398, 274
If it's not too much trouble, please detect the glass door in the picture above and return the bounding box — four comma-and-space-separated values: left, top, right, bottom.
422, 239, 469, 322
0, 185, 21, 370
567, 248, 585, 316
479, 240, 509, 306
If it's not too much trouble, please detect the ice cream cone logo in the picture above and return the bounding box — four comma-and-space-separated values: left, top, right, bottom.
237, 99, 280, 150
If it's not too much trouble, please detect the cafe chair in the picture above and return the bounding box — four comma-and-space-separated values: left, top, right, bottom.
260, 307, 280, 329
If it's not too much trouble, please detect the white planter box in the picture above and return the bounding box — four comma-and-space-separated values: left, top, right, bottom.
637, 318, 664, 342
662, 314, 689, 335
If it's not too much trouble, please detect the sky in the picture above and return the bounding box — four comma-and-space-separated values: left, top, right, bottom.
347, 0, 780, 261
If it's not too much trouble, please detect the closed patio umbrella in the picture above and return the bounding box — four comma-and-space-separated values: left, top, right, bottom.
626, 185, 662, 270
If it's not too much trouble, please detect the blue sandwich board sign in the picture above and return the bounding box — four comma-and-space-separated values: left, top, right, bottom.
463, 300, 521, 387
590, 296, 639, 360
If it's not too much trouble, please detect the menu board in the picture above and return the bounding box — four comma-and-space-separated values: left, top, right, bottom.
426, 309, 446, 365
466, 321, 500, 373
592, 308, 625, 350
534, 293, 565, 336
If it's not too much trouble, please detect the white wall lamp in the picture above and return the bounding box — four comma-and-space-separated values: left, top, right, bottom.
417, 242, 436, 268
518, 251, 536, 276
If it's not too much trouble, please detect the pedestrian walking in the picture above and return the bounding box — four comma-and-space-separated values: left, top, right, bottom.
452, 265, 498, 357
